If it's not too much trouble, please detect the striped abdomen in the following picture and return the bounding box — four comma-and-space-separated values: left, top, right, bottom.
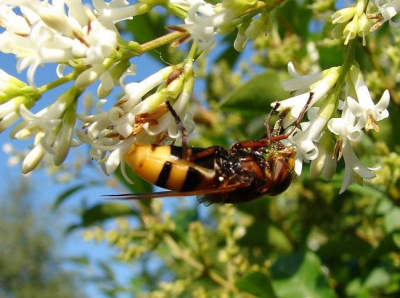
124, 144, 219, 192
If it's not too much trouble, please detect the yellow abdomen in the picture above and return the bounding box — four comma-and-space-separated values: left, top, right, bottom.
124, 144, 217, 191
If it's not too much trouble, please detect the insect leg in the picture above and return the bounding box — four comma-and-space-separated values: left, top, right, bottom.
269, 92, 314, 143
231, 92, 314, 150
230, 104, 282, 151
261, 101, 281, 144
165, 101, 189, 160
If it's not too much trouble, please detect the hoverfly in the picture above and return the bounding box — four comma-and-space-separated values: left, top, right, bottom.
110, 93, 313, 205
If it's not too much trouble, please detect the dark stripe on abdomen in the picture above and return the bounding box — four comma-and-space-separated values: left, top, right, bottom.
181, 167, 203, 191
156, 162, 172, 188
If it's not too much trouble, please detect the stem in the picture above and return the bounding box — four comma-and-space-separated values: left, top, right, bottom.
163, 1, 187, 19
36, 71, 78, 94
163, 234, 237, 291
163, 234, 204, 271
207, 270, 237, 292
319, 38, 357, 118
187, 42, 199, 62
219, 0, 286, 32
337, 38, 357, 88
141, 31, 189, 53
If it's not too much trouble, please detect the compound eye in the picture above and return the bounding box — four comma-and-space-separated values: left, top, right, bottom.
268, 158, 293, 196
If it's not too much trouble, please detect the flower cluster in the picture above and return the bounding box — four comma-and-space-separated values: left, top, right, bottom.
77, 62, 196, 182
171, 0, 272, 51
0, 0, 120, 87
276, 63, 390, 193
332, 0, 400, 45
331, 1, 372, 45
0, 0, 396, 195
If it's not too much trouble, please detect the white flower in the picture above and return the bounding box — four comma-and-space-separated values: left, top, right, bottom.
93, 0, 152, 26
349, 67, 390, 132
77, 64, 195, 179
339, 140, 377, 194
0, 4, 32, 35
0, 95, 37, 133
175, 0, 234, 49
280, 62, 323, 95
326, 95, 379, 193
310, 132, 337, 180
328, 100, 364, 143
10, 88, 78, 172
22, 132, 47, 174
288, 107, 328, 175
122, 66, 174, 110
276, 63, 340, 127
373, 0, 400, 28
0, 69, 40, 132
0, 0, 118, 86
170, 0, 216, 17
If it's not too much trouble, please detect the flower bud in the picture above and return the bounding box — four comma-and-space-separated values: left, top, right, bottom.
97, 60, 131, 99
22, 135, 46, 174
53, 102, 77, 166
357, 14, 370, 46
310, 132, 337, 179
343, 15, 358, 45
75, 64, 107, 88
331, 7, 356, 24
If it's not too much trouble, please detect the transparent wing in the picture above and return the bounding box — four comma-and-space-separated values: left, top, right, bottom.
105, 184, 243, 201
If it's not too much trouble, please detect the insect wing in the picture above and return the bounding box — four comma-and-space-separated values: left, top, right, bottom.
105, 184, 244, 201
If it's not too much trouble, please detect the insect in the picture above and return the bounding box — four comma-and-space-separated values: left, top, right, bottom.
110, 93, 313, 205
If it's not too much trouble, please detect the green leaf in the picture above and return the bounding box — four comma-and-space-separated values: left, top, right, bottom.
271, 251, 336, 298
393, 231, 400, 248
364, 268, 390, 289
346, 278, 370, 298
99, 261, 116, 281
316, 45, 346, 71
67, 203, 138, 232
236, 271, 277, 298
275, 0, 312, 40
384, 207, 400, 233
174, 207, 199, 237
81, 203, 138, 226
66, 256, 90, 265
318, 238, 372, 258
52, 181, 102, 210
218, 71, 288, 113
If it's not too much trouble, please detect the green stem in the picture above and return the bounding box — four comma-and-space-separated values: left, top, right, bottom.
319, 38, 357, 118
219, 1, 286, 32
141, 31, 189, 53
162, 1, 187, 19
36, 71, 78, 95
187, 42, 199, 62
337, 38, 356, 88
